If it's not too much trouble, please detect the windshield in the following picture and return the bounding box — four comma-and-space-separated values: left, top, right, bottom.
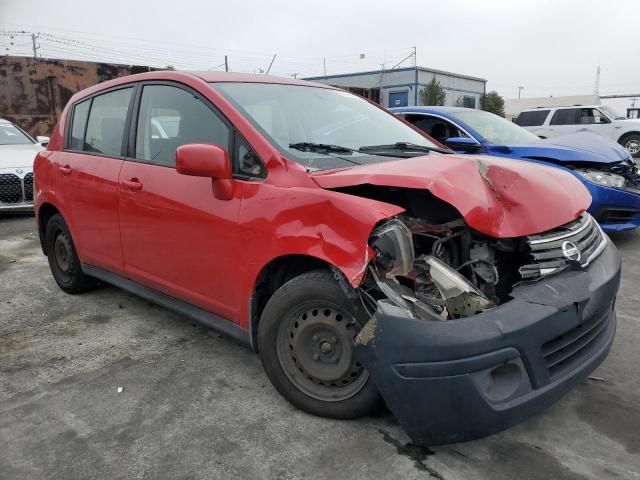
599, 105, 627, 120
211, 82, 440, 169
0, 122, 34, 145
450, 110, 541, 145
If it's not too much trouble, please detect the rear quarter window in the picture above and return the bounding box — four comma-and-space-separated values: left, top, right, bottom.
69, 99, 90, 150
515, 110, 550, 127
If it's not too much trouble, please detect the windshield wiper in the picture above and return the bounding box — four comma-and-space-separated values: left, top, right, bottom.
289, 142, 357, 154
359, 142, 449, 154
289, 142, 362, 171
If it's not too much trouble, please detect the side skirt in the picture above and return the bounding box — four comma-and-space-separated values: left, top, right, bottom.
82, 264, 251, 347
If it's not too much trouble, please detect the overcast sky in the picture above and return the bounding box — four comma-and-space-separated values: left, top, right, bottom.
1, 0, 639, 99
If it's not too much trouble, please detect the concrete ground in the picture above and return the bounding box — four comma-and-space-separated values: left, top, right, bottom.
0, 215, 639, 480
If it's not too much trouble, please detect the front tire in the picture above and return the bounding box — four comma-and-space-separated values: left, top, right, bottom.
620, 133, 640, 158
45, 214, 96, 293
257, 270, 382, 419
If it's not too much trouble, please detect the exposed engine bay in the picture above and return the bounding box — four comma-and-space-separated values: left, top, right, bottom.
360, 215, 532, 321
334, 184, 605, 321
550, 157, 640, 189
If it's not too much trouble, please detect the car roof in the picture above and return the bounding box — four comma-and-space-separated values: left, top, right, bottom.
520, 105, 600, 112
390, 106, 474, 115
64, 71, 338, 106
0, 118, 12, 125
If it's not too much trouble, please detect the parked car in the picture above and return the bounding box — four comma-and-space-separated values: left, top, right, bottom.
0, 118, 48, 212
393, 106, 640, 233
514, 105, 640, 158
35, 72, 620, 446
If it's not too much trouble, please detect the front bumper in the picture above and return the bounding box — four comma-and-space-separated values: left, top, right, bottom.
353, 241, 621, 446
584, 182, 640, 232
0, 201, 34, 213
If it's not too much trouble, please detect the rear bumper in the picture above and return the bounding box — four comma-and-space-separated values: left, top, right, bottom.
353, 241, 621, 446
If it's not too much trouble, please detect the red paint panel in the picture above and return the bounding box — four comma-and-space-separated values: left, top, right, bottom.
311, 154, 591, 237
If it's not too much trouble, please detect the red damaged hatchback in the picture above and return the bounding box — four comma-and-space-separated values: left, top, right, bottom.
34, 72, 620, 445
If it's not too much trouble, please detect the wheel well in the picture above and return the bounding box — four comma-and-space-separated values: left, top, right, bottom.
38, 203, 60, 254
250, 255, 334, 350
618, 131, 640, 143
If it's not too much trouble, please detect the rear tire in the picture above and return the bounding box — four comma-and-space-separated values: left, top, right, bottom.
45, 214, 96, 294
257, 270, 382, 419
620, 133, 640, 158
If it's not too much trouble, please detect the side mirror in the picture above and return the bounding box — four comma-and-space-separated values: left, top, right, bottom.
176, 143, 234, 200
598, 116, 611, 124
36, 136, 50, 147
444, 137, 481, 153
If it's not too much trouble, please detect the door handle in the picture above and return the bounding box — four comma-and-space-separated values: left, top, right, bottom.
59, 165, 72, 176
121, 178, 143, 191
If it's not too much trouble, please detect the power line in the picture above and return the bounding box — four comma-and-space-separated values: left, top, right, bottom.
1, 27, 417, 79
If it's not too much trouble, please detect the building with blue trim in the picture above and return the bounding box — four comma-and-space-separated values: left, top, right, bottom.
305, 66, 486, 109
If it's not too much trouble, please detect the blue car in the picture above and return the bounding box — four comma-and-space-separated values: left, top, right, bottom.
391, 106, 640, 233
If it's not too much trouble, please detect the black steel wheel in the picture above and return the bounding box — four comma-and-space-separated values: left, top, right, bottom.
258, 270, 382, 419
45, 214, 96, 293
276, 303, 368, 402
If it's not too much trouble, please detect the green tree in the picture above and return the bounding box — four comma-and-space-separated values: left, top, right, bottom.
480, 91, 505, 117
420, 78, 446, 106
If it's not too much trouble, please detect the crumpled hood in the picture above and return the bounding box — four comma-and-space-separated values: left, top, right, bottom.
498, 131, 630, 164
0, 144, 43, 170
311, 153, 591, 238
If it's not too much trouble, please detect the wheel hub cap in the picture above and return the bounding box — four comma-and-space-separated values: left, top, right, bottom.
54, 232, 72, 274
626, 139, 640, 154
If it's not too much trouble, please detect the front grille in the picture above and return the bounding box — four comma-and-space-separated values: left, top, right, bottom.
519, 214, 607, 280
542, 306, 612, 380
23, 173, 33, 201
0, 174, 23, 204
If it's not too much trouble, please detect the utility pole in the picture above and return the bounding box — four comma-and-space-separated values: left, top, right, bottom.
518, 86, 524, 99
412, 46, 416, 67
31, 33, 40, 59
323, 57, 327, 79
594, 64, 601, 97
224, 55, 228, 72
266, 54, 276, 75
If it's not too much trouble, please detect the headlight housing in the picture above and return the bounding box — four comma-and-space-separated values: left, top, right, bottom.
576, 169, 626, 188
369, 219, 414, 276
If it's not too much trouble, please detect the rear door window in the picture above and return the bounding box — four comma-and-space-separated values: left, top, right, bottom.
134, 85, 230, 167
515, 110, 550, 126
82, 88, 133, 156
550, 108, 580, 126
